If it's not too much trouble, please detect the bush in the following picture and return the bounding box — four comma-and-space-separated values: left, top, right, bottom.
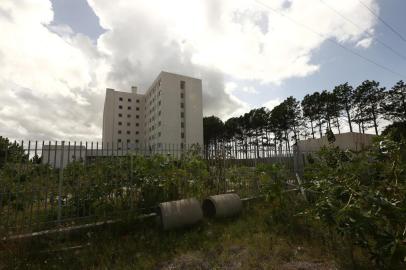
303, 137, 406, 269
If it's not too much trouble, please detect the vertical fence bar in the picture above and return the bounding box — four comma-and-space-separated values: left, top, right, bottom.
57, 141, 64, 225
53, 141, 58, 169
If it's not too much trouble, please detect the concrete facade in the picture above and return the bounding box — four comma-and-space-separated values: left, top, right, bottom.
102, 71, 203, 149
296, 132, 376, 153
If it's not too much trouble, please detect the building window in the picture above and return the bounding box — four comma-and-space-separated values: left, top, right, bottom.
118, 139, 122, 143
127, 139, 130, 143
135, 139, 139, 143
127, 131, 130, 135
158, 100, 161, 106
136, 131, 139, 135
136, 107, 140, 111
119, 105, 123, 109
180, 80, 185, 89
180, 102, 184, 108
136, 115, 139, 119
119, 97, 123, 101
127, 114, 131, 118
118, 130, 122, 134
158, 111, 161, 116
181, 112, 184, 118
118, 122, 122, 126
158, 132, 161, 137
181, 132, 185, 139
136, 99, 140, 103
136, 123, 139, 127
181, 93, 184, 99
118, 113, 122, 117
181, 122, 184, 128
127, 122, 130, 126
128, 106, 131, 110
128, 98, 131, 102
158, 121, 161, 126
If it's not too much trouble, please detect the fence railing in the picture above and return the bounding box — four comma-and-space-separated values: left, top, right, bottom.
0, 140, 295, 238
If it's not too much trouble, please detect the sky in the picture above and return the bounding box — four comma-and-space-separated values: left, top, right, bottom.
0, 0, 405, 141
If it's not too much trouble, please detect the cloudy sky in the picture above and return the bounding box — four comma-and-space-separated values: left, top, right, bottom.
0, 0, 405, 141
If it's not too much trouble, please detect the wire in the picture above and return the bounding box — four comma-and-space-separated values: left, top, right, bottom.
358, 0, 406, 42
320, 0, 406, 61
253, 0, 405, 78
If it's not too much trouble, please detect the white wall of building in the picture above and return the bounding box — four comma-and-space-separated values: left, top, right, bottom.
102, 71, 203, 149
297, 132, 376, 153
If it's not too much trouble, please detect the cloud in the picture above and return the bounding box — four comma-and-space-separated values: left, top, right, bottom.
0, 0, 105, 141
0, 0, 378, 140
242, 86, 259, 94
356, 37, 374, 48
263, 98, 282, 111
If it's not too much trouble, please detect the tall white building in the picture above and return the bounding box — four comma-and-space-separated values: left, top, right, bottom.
102, 71, 203, 150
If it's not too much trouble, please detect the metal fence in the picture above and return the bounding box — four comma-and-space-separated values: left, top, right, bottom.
0, 140, 295, 238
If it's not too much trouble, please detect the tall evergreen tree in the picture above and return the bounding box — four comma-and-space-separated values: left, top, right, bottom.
382, 80, 406, 122
311, 92, 325, 137
333, 83, 354, 132
353, 80, 385, 135
203, 116, 225, 157
321, 90, 343, 134
301, 94, 318, 138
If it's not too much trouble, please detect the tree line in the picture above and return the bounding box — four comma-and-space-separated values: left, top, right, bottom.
204, 80, 406, 156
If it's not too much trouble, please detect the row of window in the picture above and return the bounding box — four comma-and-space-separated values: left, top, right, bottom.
118, 113, 140, 118
118, 97, 140, 103
118, 105, 139, 111
117, 139, 139, 143
118, 130, 139, 135
118, 121, 139, 126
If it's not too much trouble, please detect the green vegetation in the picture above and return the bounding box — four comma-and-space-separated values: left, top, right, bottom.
303, 136, 406, 269
1, 133, 406, 269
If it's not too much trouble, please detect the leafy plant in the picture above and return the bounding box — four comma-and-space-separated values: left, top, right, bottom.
303, 137, 406, 269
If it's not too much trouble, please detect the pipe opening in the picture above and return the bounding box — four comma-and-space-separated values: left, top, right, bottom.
202, 199, 216, 217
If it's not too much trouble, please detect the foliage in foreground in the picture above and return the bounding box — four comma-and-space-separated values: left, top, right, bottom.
303, 136, 406, 269
0, 144, 286, 235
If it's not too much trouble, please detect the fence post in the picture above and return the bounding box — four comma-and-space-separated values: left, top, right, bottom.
57, 141, 65, 226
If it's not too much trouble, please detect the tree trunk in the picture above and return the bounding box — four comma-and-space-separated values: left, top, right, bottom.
372, 109, 378, 135
285, 131, 290, 153
318, 119, 323, 137
274, 137, 277, 156
256, 129, 260, 159
310, 120, 315, 139
336, 118, 341, 134
345, 107, 353, 132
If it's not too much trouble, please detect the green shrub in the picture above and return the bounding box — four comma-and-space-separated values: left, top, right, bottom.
303, 137, 406, 269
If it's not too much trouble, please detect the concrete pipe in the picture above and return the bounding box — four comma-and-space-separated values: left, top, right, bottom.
202, 193, 242, 218
157, 198, 203, 230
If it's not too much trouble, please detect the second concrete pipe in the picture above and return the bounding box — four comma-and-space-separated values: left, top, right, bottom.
202, 193, 242, 218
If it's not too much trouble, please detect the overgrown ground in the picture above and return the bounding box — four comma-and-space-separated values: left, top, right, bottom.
0, 200, 374, 270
